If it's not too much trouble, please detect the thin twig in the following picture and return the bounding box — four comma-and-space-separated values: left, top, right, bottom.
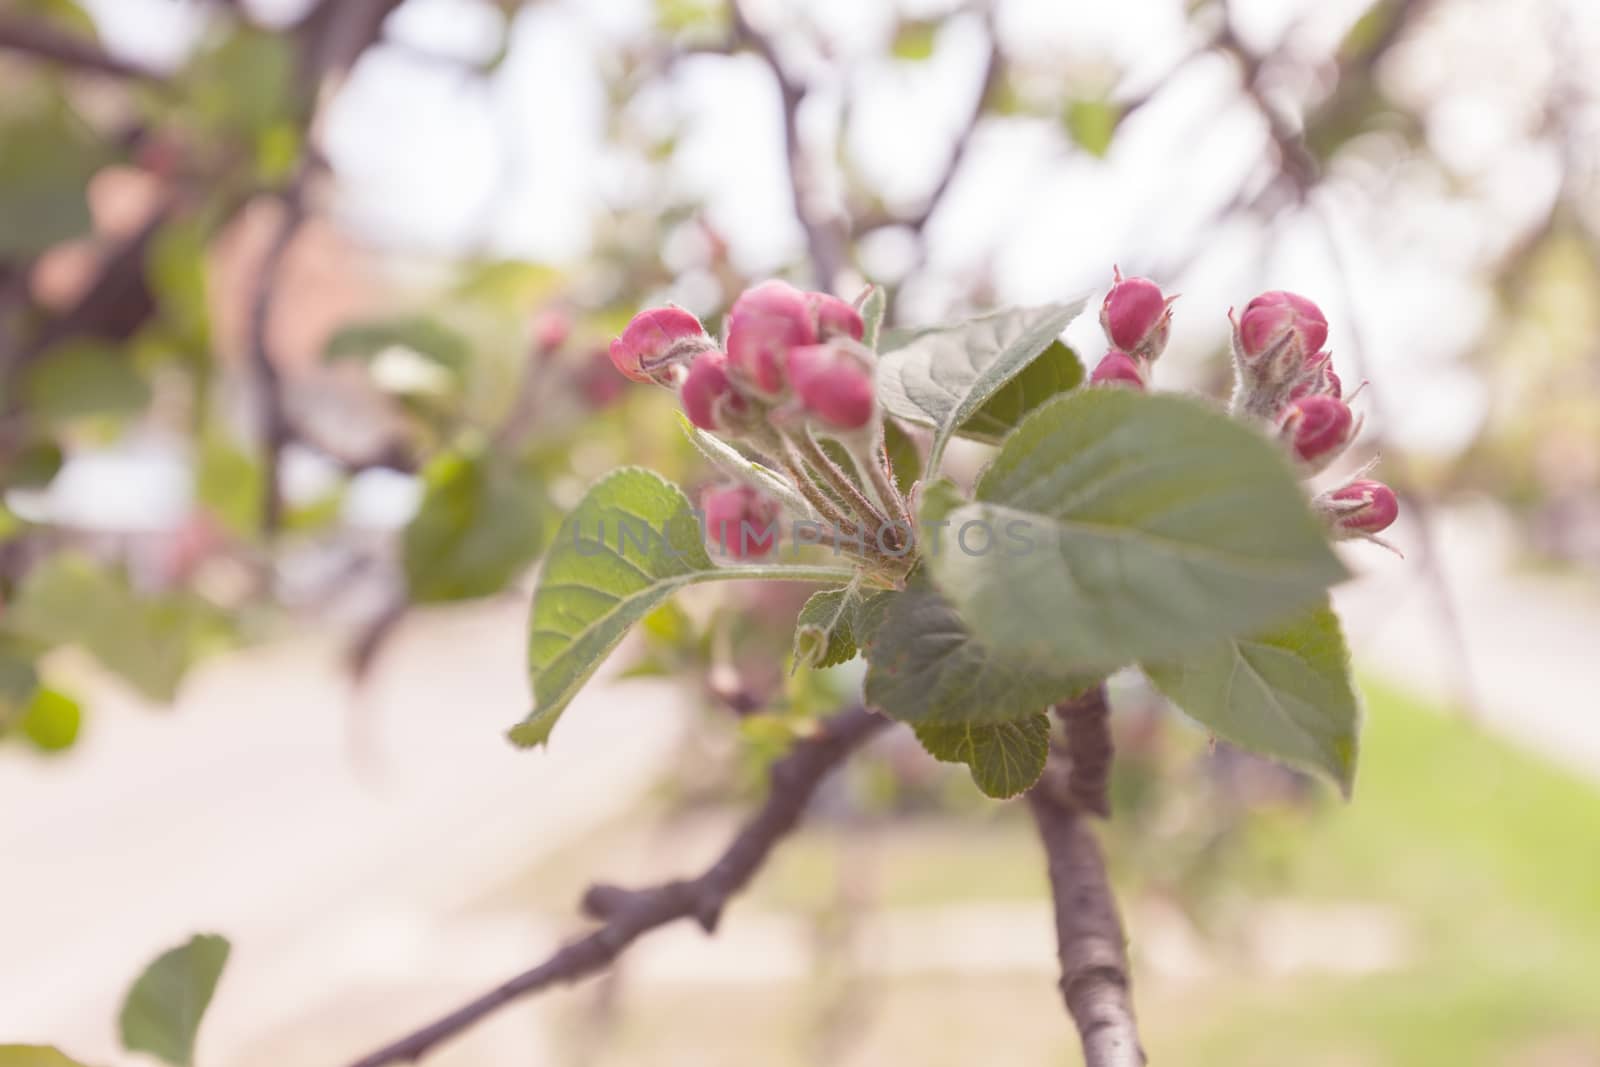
731, 0, 843, 288
1027, 685, 1145, 1067
247, 174, 311, 536
339, 705, 889, 1067
0, 15, 163, 81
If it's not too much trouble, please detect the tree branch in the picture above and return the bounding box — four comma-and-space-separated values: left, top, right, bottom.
730, 0, 844, 289
1027, 686, 1145, 1067
339, 705, 889, 1067
247, 175, 310, 536
0, 15, 163, 81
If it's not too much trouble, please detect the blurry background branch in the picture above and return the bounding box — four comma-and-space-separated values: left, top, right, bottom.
341, 705, 889, 1067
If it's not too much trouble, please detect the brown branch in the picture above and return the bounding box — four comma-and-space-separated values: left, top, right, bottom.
247, 176, 310, 536
0, 15, 163, 81
1027, 685, 1145, 1067
339, 705, 889, 1067
730, 0, 844, 289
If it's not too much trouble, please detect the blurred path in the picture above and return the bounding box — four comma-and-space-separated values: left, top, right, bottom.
1334, 500, 1600, 779
0, 599, 688, 1065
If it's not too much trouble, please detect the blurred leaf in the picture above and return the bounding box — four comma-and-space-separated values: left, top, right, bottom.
119, 933, 230, 1067
451, 259, 563, 309
876, 300, 1085, 472
13, 0, 98, 37
1145, 602, 1361, 795
252, 120, 301, 184
882, 418, 921, 497
915, 715, 1050, 798
183, 30, 297, 138
0, 1047, 92, 1067
656, 0, 725, 34
194, 432, 263, 538
926, 390, 1347, 675
792, 586, 861, 671
19, 686, 82, 753
891, 19, 939, 61
23, 344, 151, 423
1064, 97, 1122, 158
402, 448, 544, 603
1, 439, 64, 490
0, 94, 107, 256
147, 219, 212, 356
959, 340, 1083, 445
6, 556, 231, 703
325, 316, 472, 374
863, 577, 1098, 727
0, 639, 41, 731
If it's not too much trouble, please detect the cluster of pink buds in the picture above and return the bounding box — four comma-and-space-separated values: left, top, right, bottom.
610, 280, 899, 566
1225, 289, 1397, 540
1089, 269, 1176, 390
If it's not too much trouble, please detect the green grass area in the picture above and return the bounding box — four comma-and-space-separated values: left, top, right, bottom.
484, 680, 1600, 1066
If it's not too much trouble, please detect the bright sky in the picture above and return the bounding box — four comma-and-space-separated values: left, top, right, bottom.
69, 0, 1600, 475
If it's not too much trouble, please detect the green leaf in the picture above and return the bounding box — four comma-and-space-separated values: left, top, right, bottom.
876, 300, 1085, 471
118, 933, 231, 1067
0, 1047, 92, 1067
793, 586, 862, 670
958, 340, 1083, 445
882, 418, 922, 497
926, 389, 1346, 675
5, 556, 231, 703
1, 440, 63, 490
23, 344, 151, 423
402, 448, 544, 603
19, 687, 81, 753
325, 316, 471, 373
194, 431, 263, 538
1064, 98, 1121, 158
0, 94, 106, 257
915, 715, 1050, 798
511, 468, 853, 747
183, 29, 296, 139
1145, 602, 1361, 795
891, 19, 939, 60
859, 285, 887, 350
863, 578, 1097, 727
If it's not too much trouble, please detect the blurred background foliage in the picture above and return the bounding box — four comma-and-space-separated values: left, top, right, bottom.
1, 0, 1598, 1062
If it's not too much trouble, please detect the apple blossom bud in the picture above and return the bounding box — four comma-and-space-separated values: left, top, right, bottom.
702, 483, 781, 560
1100, 270, 1173, 360
1321, 479, 1398, 536
609, 306, 711, 384
578, 347, 627, 409
532, 308, 571, 353
1289, 351, 1343, 401
1235, 291, 1328, 372
726, 280, 816, 396
788, 342, 876, 431
1279, 395, 1354, 467
808, 291, 865, 342
1089, 349, 1145, 390
681, 349, 747, 432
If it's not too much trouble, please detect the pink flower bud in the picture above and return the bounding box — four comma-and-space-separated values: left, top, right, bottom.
532, 308, 571, 353
1089, 349, 1145, 390
1279, 395, 1354, 466
808, 291, 865, 342
681, 349, 746, 432
702, 483, 781, 560
726, 280, 816, 396
1323, 479, 1399, 535
1289, 351, 1343, 401
1100, 271, 1172, 360
788, 342, 876, 430
610, 306, 710, 384
578, 347, 627, 409
1235, 291, 1328, 371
